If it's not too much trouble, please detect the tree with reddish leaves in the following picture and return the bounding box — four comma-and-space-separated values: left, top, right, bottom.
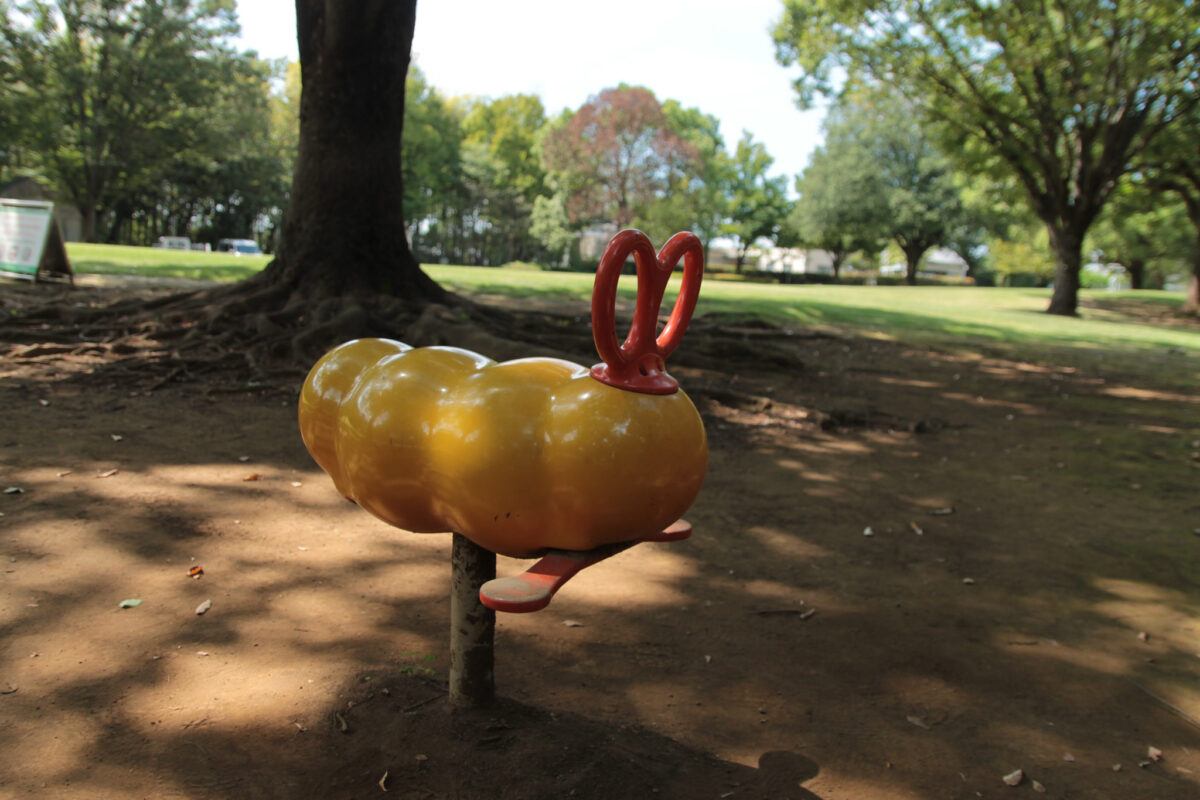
541, 86, 697, 230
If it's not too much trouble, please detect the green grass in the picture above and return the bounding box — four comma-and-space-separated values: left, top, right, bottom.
67, 242, 269, 282
63, 244, 1199, 382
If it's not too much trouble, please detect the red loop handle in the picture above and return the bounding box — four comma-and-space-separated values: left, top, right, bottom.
590, 230, 704, 394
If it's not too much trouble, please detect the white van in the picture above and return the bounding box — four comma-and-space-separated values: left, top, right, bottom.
155, 236, 191, 250
216, 238, 262, 256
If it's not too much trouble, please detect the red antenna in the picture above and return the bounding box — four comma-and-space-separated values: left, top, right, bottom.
589, 230, 704, 394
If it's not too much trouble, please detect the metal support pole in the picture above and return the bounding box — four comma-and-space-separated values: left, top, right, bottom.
448, 532, 496, 707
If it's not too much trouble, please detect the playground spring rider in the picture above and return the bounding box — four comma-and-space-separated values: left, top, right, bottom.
298, 230, 707, 704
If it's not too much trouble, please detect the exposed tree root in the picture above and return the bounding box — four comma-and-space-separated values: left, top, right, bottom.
0, 272, 820, 392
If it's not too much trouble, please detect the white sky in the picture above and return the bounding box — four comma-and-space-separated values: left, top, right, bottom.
233, 1, 827, 190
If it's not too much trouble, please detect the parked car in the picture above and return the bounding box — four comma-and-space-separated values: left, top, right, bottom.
215, 238, 262, 255
154, 236, 191, 250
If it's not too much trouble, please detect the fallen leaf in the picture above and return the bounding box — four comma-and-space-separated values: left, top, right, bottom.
907, 715, 930, 729
378, 770, 389, 791
290, 481, 302, 487
1, 684, 17, 694
962, 577, 977, 585
196, 651, 209, 656
335, 712, 349, 733
909, 521, 924, 535
37, 399, 49, 406
242, 473, 261, 481
110, 434, 123, 442
1112, 764, 1122, 772
1148, 746, 1163, 762
415, 754, 428, 762
930, 507, 955, 516
1138, 760, 1152, 768
863, 526, 874, 537
97, 469, 119, 478
56, 471, 72, 478
1063, 753, 1075, 762
238, 455, 251, 462
704, 655, 712, 663
4, 486, 24, 494
195, 599, 212, 616
187, 566, 204, 578
799, 608, 817, 620
1002, 768, 1024, 786
1137, 631, 1149, 643
119, 598, 142, 609
1032, 779, 1046, 793
562, 620, 584, 627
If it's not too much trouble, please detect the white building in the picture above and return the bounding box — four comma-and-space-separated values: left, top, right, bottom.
754, 247, 837, 275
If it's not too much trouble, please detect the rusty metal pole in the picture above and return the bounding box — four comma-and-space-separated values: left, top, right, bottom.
448, 533, 496, 707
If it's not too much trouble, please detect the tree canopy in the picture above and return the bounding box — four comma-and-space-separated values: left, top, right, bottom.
774, 0, 1200, 313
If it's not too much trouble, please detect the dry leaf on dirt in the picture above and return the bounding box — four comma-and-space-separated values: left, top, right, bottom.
118, 598, 142, 609
1002, 768, 1024, 786
1148, 746, 1163, 762
1063, 753, 1076, 762
195, 599, 212, 616
1, 683, 17, 694
1032, 779, 1046, 793
110, 434, 123, 441
97, 469, 119, 478
562, 620, 583, 627
799, 608, 817, 620
238, 455, 251, 462
290, 481, 302, 487
930, 507, 955, 516
863, 526, 874, 537
187, 566, 204, 578
378, 770, 388, 792
335, 712, 349, 733
1137, 631, 1149, 642
962, 577, 977, 585
906, 715, 930, 729
909, 521, 924, 535
4, 486, 24, 494
242, 473, 261, 481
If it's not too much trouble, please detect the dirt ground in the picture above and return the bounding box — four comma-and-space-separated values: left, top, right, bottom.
2, 276, 1199, 799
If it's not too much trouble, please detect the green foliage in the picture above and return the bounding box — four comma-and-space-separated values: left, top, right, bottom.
774, 0, 1200, 313
1087, 180, 1195, 290
1, 0, 290, 246
540, 85, 697, 229
718, 132, 788, 271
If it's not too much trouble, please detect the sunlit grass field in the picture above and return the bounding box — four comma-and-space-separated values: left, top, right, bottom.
64, 243, 1199, 381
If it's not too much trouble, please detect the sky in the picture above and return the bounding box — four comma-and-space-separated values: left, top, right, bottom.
233, 1, 827, 191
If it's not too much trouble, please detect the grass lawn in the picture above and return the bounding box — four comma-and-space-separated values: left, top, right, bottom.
64, 243, 1199, 382
66, 242, 270, 282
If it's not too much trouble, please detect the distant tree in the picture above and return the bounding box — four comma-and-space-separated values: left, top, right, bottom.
820, 94, 964, 284
1, 0, 245, 241
791, 130, 886, 281
775, 0, 1200, 314
459, 93, 548, 264
1088, 181, 1193, 291
1139, 105, 1200, 312
720, 132, 788, 272
401, 65, 464, 259
541, 85, 696, 230
641, 101, 733, 262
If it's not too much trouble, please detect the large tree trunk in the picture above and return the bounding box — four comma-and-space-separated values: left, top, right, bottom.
261, 0, 443, 302
901, 242, 927, 286
1126, 259, 1145, 291
1046, 224, 1084, 316
1187, 237, 1200, 315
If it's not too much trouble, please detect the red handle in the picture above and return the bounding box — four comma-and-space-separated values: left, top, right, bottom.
590, 230, 704, 394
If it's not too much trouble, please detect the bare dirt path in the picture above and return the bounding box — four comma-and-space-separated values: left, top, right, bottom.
1, 278, 1199, 799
